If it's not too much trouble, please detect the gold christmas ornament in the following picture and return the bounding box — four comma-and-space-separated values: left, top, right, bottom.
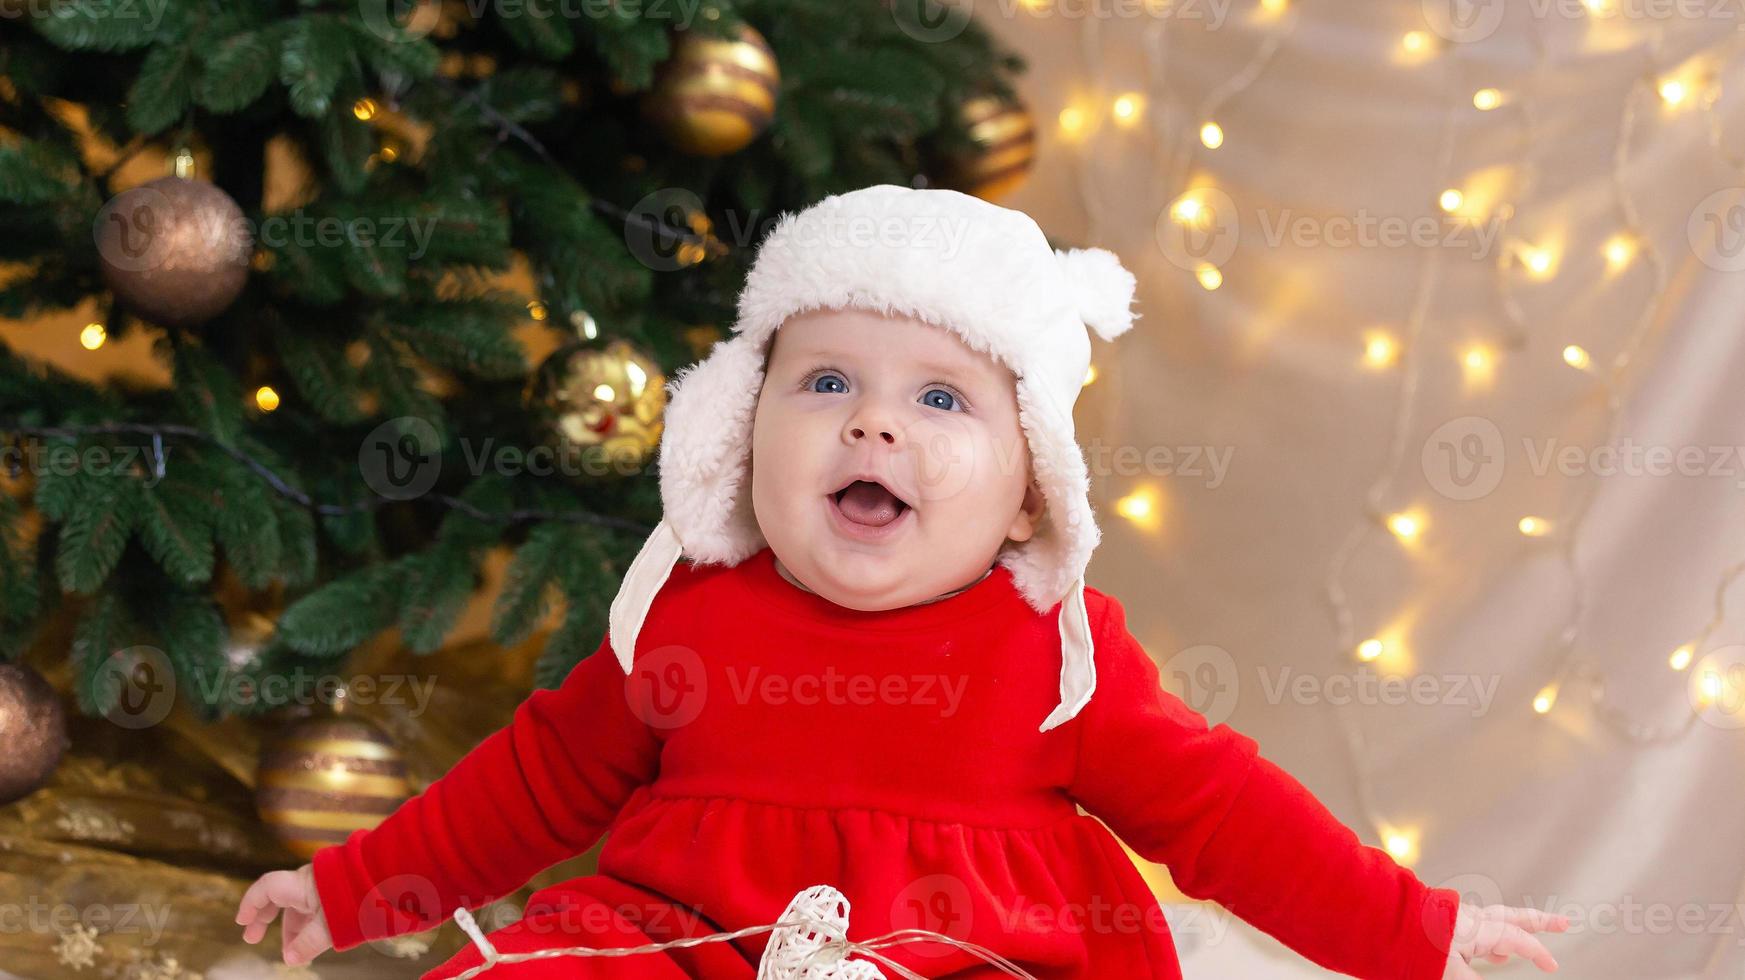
642, 23, 781, 156
529, 338, 667, 479
0, 662, 70, 805
254, 712, 411, 859
940, 94, 1036, 202
93, 176, 252, 327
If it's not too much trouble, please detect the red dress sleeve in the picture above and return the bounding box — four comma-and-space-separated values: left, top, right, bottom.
1065, 593, 1459, 980
310, 634, 662, 951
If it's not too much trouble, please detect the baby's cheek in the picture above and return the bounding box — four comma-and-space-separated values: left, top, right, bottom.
908, 424, 1009, 509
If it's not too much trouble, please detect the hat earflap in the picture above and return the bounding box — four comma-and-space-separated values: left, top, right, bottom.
1054, 247, 1139, 342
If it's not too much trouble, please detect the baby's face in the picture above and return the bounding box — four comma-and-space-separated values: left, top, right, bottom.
750, 307, 1045, 610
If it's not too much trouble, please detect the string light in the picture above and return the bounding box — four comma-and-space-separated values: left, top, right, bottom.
1058, 105, 1088, 139
253, 386, 281, 412
1401, 31, 1430, 55
1199, 122, 1224, 149
1382, 827, 1418, 865
1518, 516, 1551, 537
1438, 188, 1464, 213
1562, 344, 1592, 370
1356, 638, 1385, 662
1115, 486, 1164, 532
1538, 25, 1689, 745
1472, 88, 1504, 111
1669, 645, 1693, 671
1657, 77, 1687, 106
1603, 233, 1636, 271
1514, 241, 1556, 279
1362, 332, 1398, 368
527, 300, 547, 321
1194, 264, 1223, 290
1460, 343, 1495, 385
1384, 511, 1423, 543
352, 97, 378, 120
1322, 37, 1466, 854
1532, 684, 1558, 714
79, 322, 105, 350
1112, 92, 1144, 126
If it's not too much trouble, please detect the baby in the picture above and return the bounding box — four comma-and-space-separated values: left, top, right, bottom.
237, 185, 1567, 978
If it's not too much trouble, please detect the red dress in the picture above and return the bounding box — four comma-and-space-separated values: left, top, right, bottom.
312, 546, 1458, 978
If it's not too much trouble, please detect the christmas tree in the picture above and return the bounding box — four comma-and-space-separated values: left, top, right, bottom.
0, 1, 1029, 972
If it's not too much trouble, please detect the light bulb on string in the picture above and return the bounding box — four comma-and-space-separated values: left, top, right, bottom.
1112, 92, 1144, 127
79, 323, 106, 350
1669, 645, 1694, 671
1562, 344, 1592, 371
1473, 88, 1504, 111
1362, 331, 1398, 369
1532, 684, 1558, 714
1385, 510, 1423, 544
1518, 516, 1551, 537
1603, 234, 1637, 272
1200, 122, 1224, 149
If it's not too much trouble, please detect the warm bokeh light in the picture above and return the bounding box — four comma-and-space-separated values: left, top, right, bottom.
1472, 88, 1503, 111
1438, 188, 1464, 213
1518, 516, 1550, 537
79, 322, 106, 350
1532, 684, 1558, 714
1170, 194, 1204, 224
254, 386, 280, 412
1603, 234, 1636, 271
1562, 344, 1591, 370
1658, 77, 1687, 106
1401, 31, 1429, 54
527, 300, 547, 321
1058, 105, 1088, 138
1385, 511, 1423, 543
1669, 645, 1694, 671
1362, 332, 1398, 368
1461, 344, 1496, 387
1200, 121, 1224, 149
1382, 827, 1418, 865
592, 383, 616, 402
1112, 93, 1144, 126
1515, 243, 1556, 279
1195, 264, 1223, 291
352, 97, 378, 120
1083, 364, 1098, 387
1115, 485, 1165, 532
1356, 638, 1384, 662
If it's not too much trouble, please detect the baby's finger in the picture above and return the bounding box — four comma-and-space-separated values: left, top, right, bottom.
1493, 922, 1559, 971
1502, 905, 1570, 934
235, 871, 296, 943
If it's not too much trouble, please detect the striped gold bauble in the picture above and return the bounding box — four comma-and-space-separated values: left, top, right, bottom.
641, 23, 780, 157
943, 94, 1035, 202
254, 714, 411, 859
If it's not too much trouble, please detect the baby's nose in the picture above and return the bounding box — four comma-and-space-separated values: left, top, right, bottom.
848, 423, 897, 444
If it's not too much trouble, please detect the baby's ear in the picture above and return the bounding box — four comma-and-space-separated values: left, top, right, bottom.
1007, 480, 1047, 543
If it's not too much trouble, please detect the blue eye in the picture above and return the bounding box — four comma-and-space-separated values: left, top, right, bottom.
921, 387, 959, 412
810, 372, 847, 394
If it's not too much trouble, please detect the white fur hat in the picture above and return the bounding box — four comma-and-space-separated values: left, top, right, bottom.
608, 183, 1138, 732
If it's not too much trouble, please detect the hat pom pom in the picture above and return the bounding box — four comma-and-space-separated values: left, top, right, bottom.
1055, 247, 1138, 342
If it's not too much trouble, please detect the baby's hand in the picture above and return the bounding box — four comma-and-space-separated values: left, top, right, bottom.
235, 862, 333, 967
1442, 902, 1569, 977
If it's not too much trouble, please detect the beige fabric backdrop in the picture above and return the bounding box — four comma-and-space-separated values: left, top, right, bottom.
979, 2, 1745, 977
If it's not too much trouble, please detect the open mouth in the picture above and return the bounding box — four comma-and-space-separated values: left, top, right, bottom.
829, 479, 913, 529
